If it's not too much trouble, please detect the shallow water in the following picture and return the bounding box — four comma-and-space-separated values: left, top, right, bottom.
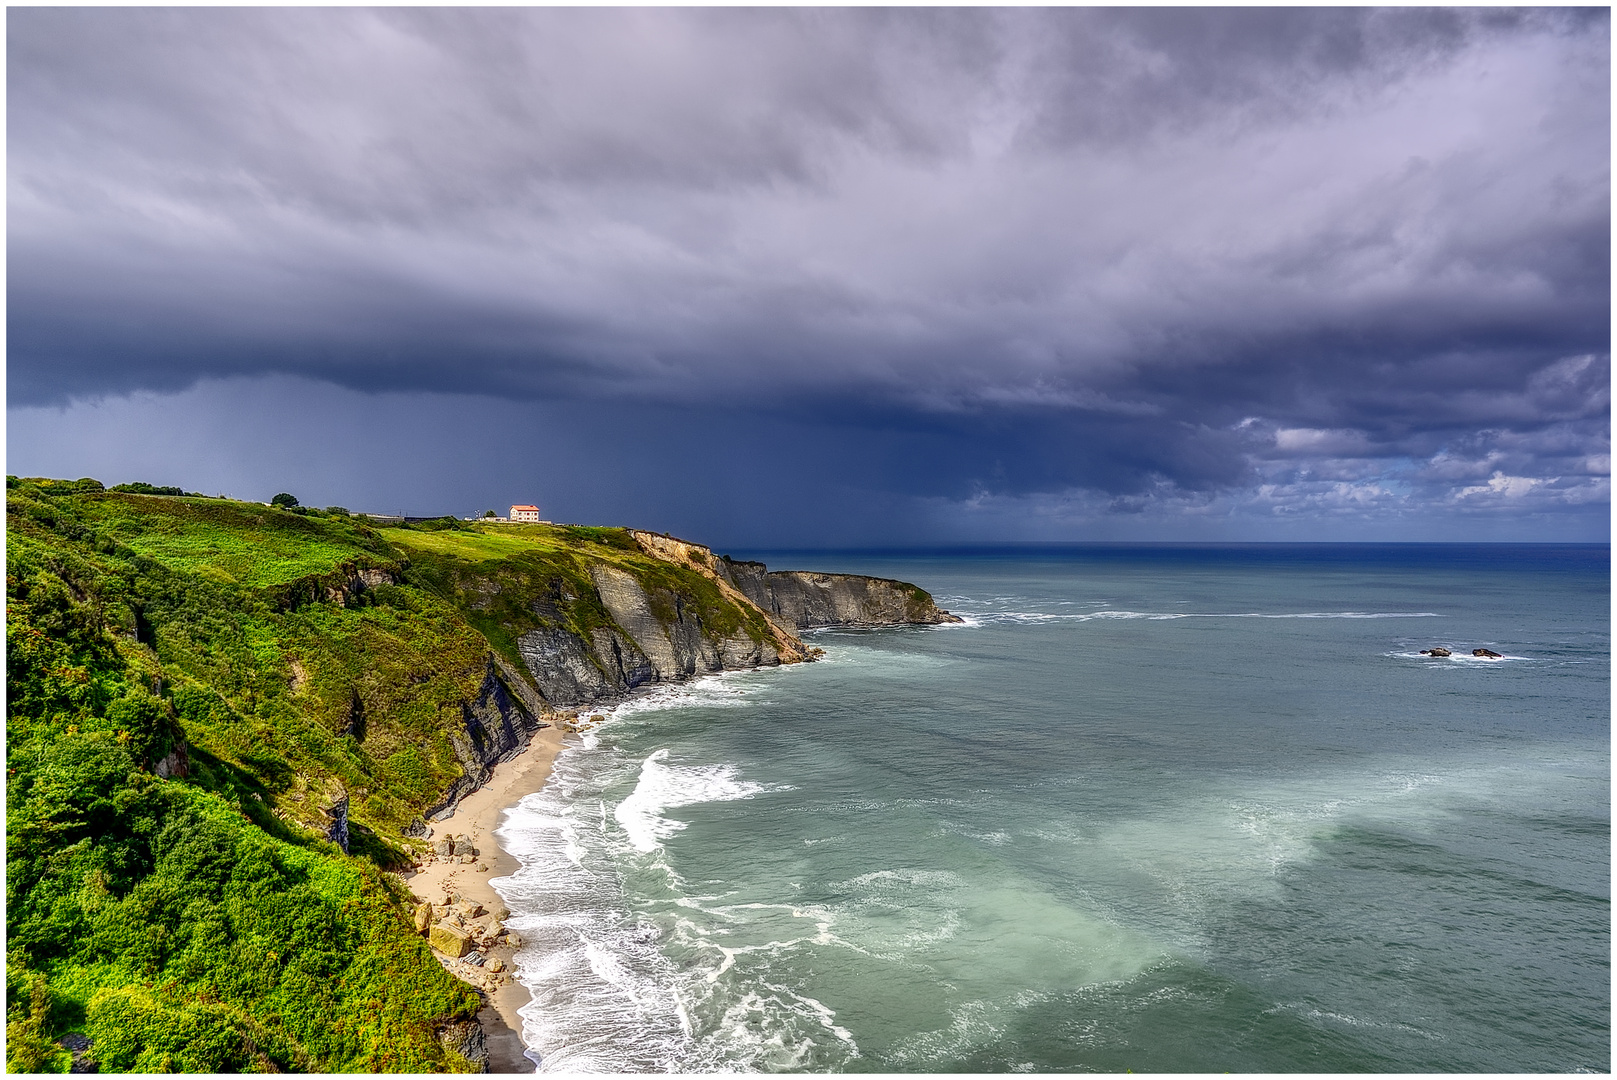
493, 545, 1609, 1072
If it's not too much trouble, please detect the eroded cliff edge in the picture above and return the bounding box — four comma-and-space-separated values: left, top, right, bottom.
629, 530, 964, 631
404, 527, 960, 726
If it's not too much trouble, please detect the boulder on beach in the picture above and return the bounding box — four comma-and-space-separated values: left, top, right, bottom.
429, 924, 472, 958
413, 902, 433, 933
1473, 648, 1502, 659
434, 838, 455, 857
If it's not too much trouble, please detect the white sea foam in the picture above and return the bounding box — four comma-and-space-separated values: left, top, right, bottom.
614, 749, 785, 854
491, 677, 855, 1073
956, 609, 1443, 625
1390, 649, 1528, 663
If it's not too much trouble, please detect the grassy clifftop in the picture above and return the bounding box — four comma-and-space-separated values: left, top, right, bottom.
4, 478, 800, 1072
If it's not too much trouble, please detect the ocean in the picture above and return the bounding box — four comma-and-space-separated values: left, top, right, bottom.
490, 545, 1609, 1073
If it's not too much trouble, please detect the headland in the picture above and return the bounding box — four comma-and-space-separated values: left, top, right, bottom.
5, 475, 956, 1072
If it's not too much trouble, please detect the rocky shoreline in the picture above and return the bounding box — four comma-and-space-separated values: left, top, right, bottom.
392, 535, 961, 1071
399, 727, 564, 1072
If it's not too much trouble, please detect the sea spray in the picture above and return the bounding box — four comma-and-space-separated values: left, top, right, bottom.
492, 670, 860, 1072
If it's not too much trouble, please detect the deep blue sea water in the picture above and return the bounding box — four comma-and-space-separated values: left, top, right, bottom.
492, 545, 1609, 1072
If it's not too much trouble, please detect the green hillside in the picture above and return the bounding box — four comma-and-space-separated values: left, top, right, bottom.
4, 477, 785, 1072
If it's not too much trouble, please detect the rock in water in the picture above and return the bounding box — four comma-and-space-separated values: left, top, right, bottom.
1473, 648, 1502, 658
429, 924, 472, 958
1421, 647, 1452, 657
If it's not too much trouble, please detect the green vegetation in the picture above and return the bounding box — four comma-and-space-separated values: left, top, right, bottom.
109, 482, 195, 497
388, 521, 773, 672
5, 476, 792, 1073
6, 479, 491, 1072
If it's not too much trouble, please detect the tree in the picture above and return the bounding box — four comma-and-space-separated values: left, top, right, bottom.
270, 493, 299, 509
482, 510, 496, 518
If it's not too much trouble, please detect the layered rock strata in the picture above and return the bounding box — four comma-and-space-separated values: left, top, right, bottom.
424, 661, 550, 821
504, 531, 957, 710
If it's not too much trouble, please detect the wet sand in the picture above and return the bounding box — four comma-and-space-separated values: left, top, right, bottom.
402, 724, 565, 1073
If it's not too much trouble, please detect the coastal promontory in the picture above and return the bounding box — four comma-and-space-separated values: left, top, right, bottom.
4, 476, 954, 1072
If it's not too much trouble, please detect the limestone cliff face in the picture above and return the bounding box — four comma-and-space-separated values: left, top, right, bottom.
719, 562, 963, 630
508, 554, 789, 709
424, 660, 548, 821
469, 529, 956, 716
629, 529, 963, 630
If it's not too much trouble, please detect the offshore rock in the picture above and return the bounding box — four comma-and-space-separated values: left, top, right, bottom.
1421, 647, 1453, 657
1473, 648, 1503, 659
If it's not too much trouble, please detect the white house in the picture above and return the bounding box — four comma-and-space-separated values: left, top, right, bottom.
510, 504, 541, 522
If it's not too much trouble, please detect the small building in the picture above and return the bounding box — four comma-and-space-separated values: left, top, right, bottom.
510, 504, 541, 523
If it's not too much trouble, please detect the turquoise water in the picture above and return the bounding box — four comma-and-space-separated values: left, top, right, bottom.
493, 545, 1609, 1072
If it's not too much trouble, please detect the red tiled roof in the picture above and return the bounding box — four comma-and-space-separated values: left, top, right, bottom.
510, 505, 539, 511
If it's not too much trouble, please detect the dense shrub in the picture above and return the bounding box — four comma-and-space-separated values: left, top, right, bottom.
109, 483, 190, 497
6, 484, 484, 1072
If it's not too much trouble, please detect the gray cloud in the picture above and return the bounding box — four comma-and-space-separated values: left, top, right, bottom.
7, 8, 1608, 537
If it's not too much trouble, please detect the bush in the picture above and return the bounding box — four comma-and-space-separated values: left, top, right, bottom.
86, 986, 288, 1072
110, 483, 189, 497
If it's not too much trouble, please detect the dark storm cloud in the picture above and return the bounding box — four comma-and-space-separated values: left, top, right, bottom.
8, 7, 1609, 518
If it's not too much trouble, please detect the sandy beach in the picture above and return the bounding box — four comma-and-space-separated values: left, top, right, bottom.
401, 724, 566, 1073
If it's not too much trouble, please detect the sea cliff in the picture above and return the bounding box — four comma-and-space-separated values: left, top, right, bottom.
4, 476, 955, 1073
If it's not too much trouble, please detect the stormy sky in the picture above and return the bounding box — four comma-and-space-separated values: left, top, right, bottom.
8, 8, 1609, 545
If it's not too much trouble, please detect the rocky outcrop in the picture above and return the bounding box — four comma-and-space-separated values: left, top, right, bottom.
590, 563, 771, 680
501, 531, 956, 711
150, 741, 191, 780
626, 532, 813, 663
270, 561, 401, 611
511, 555, 795, 708
323, 783, 350, 853
423, 662, 550, 821
436, 1018, 489, 1073
516, 624, 619, 705
721, 564, 962, 629
1420, 647, 1453, 657
1473, 648, 1502, 659
57, 1033, 95, 1074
